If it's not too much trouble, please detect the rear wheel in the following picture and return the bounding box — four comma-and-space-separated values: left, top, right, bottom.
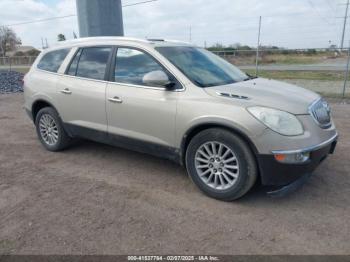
35, 107, 72, 151
186, 128, 257, 201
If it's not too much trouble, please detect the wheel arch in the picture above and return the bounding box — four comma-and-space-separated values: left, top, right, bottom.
31, 99, 59, 123
180, 123, 259, 167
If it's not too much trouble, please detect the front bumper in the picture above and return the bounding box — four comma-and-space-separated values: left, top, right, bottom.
257, 134, 338, 186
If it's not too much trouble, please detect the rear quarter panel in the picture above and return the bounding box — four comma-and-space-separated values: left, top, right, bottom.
24, 47, 76, 119
24, 69, 60, 117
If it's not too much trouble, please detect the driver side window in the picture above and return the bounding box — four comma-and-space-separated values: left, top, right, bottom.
114, 48, 165, 86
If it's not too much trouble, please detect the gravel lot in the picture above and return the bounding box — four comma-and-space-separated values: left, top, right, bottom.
0, 94, 349, 255
0, 71, 24, 94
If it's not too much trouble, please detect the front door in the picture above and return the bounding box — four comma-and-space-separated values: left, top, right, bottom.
106, 47, 179, 148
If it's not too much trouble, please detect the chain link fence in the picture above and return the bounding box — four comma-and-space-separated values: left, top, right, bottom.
0, 50, 349, 98
213, 48, 350, 98
0, 56, 37, 66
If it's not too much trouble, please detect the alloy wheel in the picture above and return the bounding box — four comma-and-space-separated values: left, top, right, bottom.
195, 141, 240, 190
39, 114, 59, 146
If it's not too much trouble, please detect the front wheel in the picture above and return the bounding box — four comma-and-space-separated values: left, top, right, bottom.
186, 128, 257, 201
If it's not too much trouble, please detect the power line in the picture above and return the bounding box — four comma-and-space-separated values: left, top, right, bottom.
122, 0, 157, 7
3, 15, 76, 27
1, 0, 158, 27
307, 0, 334, 25
226, 12, 340, 21
4, 8, 345, 28
164, 23, 344, 39
325, 0, 337, 13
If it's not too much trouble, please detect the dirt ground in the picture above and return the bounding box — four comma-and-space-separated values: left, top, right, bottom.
0, 94, 349, 255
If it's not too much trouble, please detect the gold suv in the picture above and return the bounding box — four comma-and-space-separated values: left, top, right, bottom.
24, 37, 338, 201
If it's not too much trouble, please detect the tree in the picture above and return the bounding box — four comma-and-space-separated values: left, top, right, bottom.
0, 26, 21, 57
57, 34, 66, 42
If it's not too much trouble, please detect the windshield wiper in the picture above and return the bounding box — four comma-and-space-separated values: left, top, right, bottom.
244, 75, 258, 81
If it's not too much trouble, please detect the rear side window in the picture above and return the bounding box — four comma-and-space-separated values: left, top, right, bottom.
37, 49, 70, 73
67, 47, 111, 80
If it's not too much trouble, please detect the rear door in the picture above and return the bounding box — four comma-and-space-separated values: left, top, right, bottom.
57, 46, 112, 135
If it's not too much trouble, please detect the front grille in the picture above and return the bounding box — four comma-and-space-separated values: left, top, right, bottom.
309, 99, 332, 129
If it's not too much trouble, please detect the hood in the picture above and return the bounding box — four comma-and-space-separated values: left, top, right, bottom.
204, 78, 320, 115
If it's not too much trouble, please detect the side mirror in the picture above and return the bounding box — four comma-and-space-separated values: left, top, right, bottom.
142, 70, 173, 88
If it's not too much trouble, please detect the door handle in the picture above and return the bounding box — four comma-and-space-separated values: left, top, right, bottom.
60, 88, 72, 95
108, 96, 123, 104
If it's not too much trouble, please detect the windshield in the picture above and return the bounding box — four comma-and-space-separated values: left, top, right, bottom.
155, 46, 248, 88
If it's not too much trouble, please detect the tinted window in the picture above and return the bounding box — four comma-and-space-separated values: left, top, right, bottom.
67, 49, 82, 76
37, 49, 70, 73
115, 48, 164, 86
74, 47, 111, 80
156, 46, 248, 87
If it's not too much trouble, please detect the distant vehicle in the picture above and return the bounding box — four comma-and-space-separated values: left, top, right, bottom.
23, 37, 338, 201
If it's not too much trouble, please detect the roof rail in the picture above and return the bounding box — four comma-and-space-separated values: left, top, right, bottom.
60, 36, 151, 45
147, 38, 165, 42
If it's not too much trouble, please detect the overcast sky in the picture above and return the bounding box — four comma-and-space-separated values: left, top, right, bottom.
0, 0, 348, 49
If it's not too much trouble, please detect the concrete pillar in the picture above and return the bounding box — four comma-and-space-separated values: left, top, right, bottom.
76, 0, 124, 37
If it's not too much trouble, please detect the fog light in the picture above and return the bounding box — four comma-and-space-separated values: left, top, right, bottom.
274, 152, 310, 164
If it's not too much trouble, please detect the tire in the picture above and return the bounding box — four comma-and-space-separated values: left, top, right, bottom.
186, 128, 257, 201
35, 107, 72, 152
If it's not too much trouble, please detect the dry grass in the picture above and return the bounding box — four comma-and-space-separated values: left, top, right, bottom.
244, 70, 349, 81
225, 52, 345, 65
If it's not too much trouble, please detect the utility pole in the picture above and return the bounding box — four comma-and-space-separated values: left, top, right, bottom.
256, 16, 262, 76
340, 0, 350, 50
343, 41, 350, 98
189, 26, 192, 42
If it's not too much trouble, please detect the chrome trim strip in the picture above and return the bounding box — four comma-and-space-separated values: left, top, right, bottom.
108, 81, 168, 91
271, 133, 338, 154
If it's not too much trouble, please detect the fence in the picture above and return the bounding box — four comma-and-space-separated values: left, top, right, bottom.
212, 48, 346, 66
0, 49, 349, 98
0, 56, 37, 67
213, 48, 350, 98
0, 56, 37, 94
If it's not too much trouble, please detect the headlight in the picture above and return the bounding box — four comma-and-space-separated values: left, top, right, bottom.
247, 106, 304, 136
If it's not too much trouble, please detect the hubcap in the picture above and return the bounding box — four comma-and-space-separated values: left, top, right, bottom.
39, 114, 59, 146
195, 142, 240, 191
